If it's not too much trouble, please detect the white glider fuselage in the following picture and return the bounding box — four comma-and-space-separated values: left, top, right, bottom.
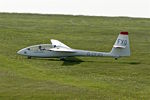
17, 46, 111, 58
17, 32, 130, 59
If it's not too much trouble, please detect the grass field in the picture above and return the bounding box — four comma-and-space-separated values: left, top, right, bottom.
0, 13, 150, 100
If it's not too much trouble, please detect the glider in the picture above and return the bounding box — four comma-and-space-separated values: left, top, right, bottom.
17, 32, 130, 60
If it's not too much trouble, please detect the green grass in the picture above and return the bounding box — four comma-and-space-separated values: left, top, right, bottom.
0, 13, 150, 100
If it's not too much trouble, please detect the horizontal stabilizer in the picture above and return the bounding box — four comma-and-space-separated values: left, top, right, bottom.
113, 45, 126, 48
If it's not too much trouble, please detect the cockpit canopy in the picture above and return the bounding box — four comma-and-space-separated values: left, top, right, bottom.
26, 44, 53, 51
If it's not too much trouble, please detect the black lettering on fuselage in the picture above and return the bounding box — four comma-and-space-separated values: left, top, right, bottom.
87, 52, 103, 57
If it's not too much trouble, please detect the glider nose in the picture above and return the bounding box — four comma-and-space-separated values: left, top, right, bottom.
17, 49, 26, 55
17, 50, 23, 55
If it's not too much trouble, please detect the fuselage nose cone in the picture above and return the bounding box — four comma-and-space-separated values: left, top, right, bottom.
17, 50, 22, 55
17, 49, 26, 55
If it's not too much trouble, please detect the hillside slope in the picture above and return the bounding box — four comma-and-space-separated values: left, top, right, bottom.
0, 13, 150, 100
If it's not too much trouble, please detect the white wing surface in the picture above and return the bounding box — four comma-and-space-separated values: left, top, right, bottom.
51, 39, 70, 49
49, 47, 75, 53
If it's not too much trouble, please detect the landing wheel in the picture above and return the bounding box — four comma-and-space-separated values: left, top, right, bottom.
60, 57, 66, 61
27, 56, 31, 59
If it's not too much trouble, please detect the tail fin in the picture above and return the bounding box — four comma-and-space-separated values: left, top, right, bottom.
110, 32, 130, 58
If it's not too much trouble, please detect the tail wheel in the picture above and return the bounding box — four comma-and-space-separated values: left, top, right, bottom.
115, 58, 118, 60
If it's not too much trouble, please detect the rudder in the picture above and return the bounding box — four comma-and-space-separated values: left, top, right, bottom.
110, 32, 130, 58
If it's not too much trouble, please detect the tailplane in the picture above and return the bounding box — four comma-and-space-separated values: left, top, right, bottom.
110, 32, 130, 59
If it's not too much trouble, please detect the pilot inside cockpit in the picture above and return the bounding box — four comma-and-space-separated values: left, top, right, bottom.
39, 45, 46, 50
39, 46, 42, 50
